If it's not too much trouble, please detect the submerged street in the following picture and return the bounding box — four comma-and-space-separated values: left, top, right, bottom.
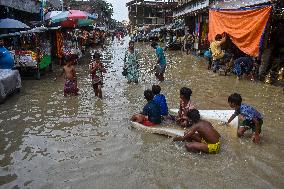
0, 38, 284, 189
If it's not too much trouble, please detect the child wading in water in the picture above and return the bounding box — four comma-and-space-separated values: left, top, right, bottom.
62, 56, 79, 96
90, 52, 106, 99
226, 93, 263, 143
173, 109, 221, 154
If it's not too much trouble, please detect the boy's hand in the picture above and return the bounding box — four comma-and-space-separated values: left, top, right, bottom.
173, 136, 183, 142
252, 132, 260, 144
221, 121, 228, 126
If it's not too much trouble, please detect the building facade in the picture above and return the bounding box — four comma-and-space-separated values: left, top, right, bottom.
126, 0, 178, 30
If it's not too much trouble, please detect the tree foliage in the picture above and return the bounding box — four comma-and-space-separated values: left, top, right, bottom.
90, 0, 113, 19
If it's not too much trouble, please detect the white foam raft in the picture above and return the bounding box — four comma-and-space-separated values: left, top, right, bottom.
130, 109, 238, 137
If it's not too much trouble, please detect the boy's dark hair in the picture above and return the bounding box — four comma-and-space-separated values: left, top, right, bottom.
180, 87, 192, 100
215, 34, 223, 41
152, 85, 161, 95
187, 109, 200, 124
228, 93, 242, 106
129, 41, 134, 45
93, 52, 101, 60
151, 41, 158, 48
144, 89, 154, 101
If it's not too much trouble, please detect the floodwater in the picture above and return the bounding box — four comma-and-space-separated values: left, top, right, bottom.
0, 37, 283, 189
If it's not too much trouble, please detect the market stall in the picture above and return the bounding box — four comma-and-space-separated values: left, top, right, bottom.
1, 27, 53, 79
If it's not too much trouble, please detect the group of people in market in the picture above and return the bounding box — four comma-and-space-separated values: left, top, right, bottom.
206, 33, 259, 81
61, 39, 166, 98
60, 33, 264, 155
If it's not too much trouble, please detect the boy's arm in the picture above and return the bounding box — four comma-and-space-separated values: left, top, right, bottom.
220, 34, 227, 45
226, 113, 237, 126
251, 117, 260, 143
173, 125, 197, 141
90, 64, 97, 74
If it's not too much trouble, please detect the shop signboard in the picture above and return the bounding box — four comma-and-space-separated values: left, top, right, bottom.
174, 0, 209, 17
210, 0, 272, 9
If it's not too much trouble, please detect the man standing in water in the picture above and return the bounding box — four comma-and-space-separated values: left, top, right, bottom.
151, 42, 167, 82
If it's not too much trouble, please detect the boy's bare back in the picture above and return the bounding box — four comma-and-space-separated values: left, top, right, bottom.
192, 120, 220, 144
63, 65, 76, 80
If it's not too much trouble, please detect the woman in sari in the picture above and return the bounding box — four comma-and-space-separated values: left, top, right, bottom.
123, 41, 139, 83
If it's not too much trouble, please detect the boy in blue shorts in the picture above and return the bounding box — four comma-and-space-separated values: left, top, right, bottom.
226, 93, 263, 143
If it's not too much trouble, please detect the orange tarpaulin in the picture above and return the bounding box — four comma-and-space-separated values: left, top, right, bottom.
208, 6, 272, 57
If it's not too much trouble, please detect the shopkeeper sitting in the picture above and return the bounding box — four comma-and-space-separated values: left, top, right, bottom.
0, 39, 14, 69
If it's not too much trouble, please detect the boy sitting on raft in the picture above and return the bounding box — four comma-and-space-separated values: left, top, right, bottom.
152, 85, 169, 118
131, 89, 161, 126
176, 87, 195, 127
226, 93, 263, 143
173, 109, 221, 154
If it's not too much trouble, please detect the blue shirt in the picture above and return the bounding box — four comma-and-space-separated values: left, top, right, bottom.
142, 100, 161, 124
156, 46, 166, 65
153, 94, 168, 116
233, 57, 253, 77
0, 46, 14, 69
233, 103, 262, 121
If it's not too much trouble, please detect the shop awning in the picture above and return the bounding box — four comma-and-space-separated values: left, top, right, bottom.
208, 6, 272, 57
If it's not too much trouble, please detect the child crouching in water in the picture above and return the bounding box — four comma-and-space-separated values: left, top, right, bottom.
226, 93, 263, 143
90, 52, 106, 99
173, 109, 221, 154
131, 89, 161, 126
62, 56, 79, 96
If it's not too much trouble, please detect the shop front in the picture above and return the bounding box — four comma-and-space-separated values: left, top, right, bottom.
1, 27, 53, 79
173, 0, 210, 52
208, 0, 284, 84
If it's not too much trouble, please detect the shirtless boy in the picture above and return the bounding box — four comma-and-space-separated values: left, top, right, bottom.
173, 109, 221, 154
62, 56, 79, 96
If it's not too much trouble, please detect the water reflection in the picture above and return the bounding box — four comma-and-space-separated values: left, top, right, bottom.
0, 37, 283, 188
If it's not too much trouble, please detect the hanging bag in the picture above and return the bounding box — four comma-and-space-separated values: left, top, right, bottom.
204, 48, 212, 58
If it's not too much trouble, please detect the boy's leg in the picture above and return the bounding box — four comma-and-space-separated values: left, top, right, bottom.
185, 142, 209, 153
237, 119, 253, 137
97, 84, 102, 98
237, 126, 248, 137
131, 114, 145, 123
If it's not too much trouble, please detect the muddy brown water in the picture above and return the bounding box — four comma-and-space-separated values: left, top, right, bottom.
0, 38, 283, 189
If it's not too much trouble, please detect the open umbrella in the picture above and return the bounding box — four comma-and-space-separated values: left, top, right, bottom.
51, 10, 93, 23
0, 18, 30, 29
51, 10, 97, 27
44, 11, 62, 21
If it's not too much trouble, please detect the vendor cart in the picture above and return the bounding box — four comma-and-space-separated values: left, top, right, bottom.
1, 27, 52, 79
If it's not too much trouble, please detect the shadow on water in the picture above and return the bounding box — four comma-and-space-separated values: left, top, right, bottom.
0, 37, 283, 188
